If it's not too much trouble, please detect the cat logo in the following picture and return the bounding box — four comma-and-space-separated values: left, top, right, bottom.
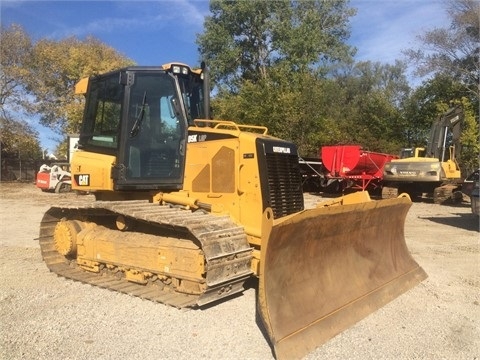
76, 174, 90, 186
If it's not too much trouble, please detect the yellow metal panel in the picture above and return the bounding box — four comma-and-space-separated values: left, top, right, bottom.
77, 225, 205, 280
71, 150, 115, 191
442, 160, 461, 179
236, 132, 264, 241
212, 146, 235, 193
192, 164, 211, 192
184, 127, 266, 246
74, 77, 89, 95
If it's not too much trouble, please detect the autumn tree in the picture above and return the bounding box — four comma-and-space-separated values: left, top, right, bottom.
0, 24, 32, 114
0, 25, 42, 161
0, 116, 42, 159
1, 25, 136, 158
25, 36, 135, 136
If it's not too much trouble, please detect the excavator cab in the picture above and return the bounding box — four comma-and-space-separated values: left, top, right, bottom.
73, 64, 205, 194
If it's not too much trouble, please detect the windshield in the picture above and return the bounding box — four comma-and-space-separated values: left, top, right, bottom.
124, 72, 186, 180
178, 75, 205, 125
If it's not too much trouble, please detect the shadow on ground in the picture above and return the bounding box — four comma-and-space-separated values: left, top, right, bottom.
420, 213, 479, 232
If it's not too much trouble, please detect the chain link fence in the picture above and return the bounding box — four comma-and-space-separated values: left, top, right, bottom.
1, 158, 58, 182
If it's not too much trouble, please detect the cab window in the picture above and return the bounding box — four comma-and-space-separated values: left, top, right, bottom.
81, 74, 123, 149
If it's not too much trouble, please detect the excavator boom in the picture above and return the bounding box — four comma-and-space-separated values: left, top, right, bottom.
382, 106, 464, 203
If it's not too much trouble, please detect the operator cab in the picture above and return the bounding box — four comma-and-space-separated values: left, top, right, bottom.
399, 147, 425, 159
77, 64, 206, 191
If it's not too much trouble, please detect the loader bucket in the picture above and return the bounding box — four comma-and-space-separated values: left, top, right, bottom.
258, 194, 427, 360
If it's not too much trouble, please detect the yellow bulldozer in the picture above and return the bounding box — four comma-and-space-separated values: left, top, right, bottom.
39, 63, 426, 359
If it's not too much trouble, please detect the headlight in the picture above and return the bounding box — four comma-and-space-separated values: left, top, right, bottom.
384, 164, 397, 174
172, 65, 190, 75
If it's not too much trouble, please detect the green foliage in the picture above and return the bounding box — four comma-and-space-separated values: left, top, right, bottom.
199, 0, 479, 169
457, 98, 480, 174
398, 74, 464, 149
199, 1, 418, 157
212, 60, 409, 156
401, 73, 477, 149
332, 60, 409, 153
197, 0, 356, 90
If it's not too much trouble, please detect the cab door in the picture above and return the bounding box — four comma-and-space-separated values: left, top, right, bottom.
115, 71, 187, 190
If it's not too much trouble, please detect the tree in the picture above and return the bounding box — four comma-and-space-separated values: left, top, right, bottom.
0, 116, 42, 160
400, 75, 479, 174
0, 24, 33, 117
405, 0, 479, 102
401, 74, 465, 147
197, 0, 356, 91
211, 71, 332, 155
457, 97, 480, 174
401, 0, 479, 169
25, 36, 135, 135
0, 25, 42, 162
197, 0, 359, 155
1, 25, 135, 157
332, 60, 410, 153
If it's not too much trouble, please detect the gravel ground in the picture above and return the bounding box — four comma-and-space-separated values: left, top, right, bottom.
0, 182, 479, 360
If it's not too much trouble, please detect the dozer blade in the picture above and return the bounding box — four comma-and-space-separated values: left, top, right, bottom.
258, 194, 427, 360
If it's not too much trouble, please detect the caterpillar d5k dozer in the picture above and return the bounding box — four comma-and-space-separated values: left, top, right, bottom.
39, 63, 426, 359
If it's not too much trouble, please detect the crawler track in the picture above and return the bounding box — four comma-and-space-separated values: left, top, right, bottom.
39, 199, 253, 308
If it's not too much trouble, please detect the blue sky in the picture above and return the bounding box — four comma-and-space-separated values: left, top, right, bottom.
1, 0, 449, 153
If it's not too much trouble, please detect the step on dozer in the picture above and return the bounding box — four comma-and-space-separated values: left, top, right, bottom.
258, 192, 427, 359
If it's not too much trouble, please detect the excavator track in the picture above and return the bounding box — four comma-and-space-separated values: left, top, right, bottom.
39, 199, 253, 308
